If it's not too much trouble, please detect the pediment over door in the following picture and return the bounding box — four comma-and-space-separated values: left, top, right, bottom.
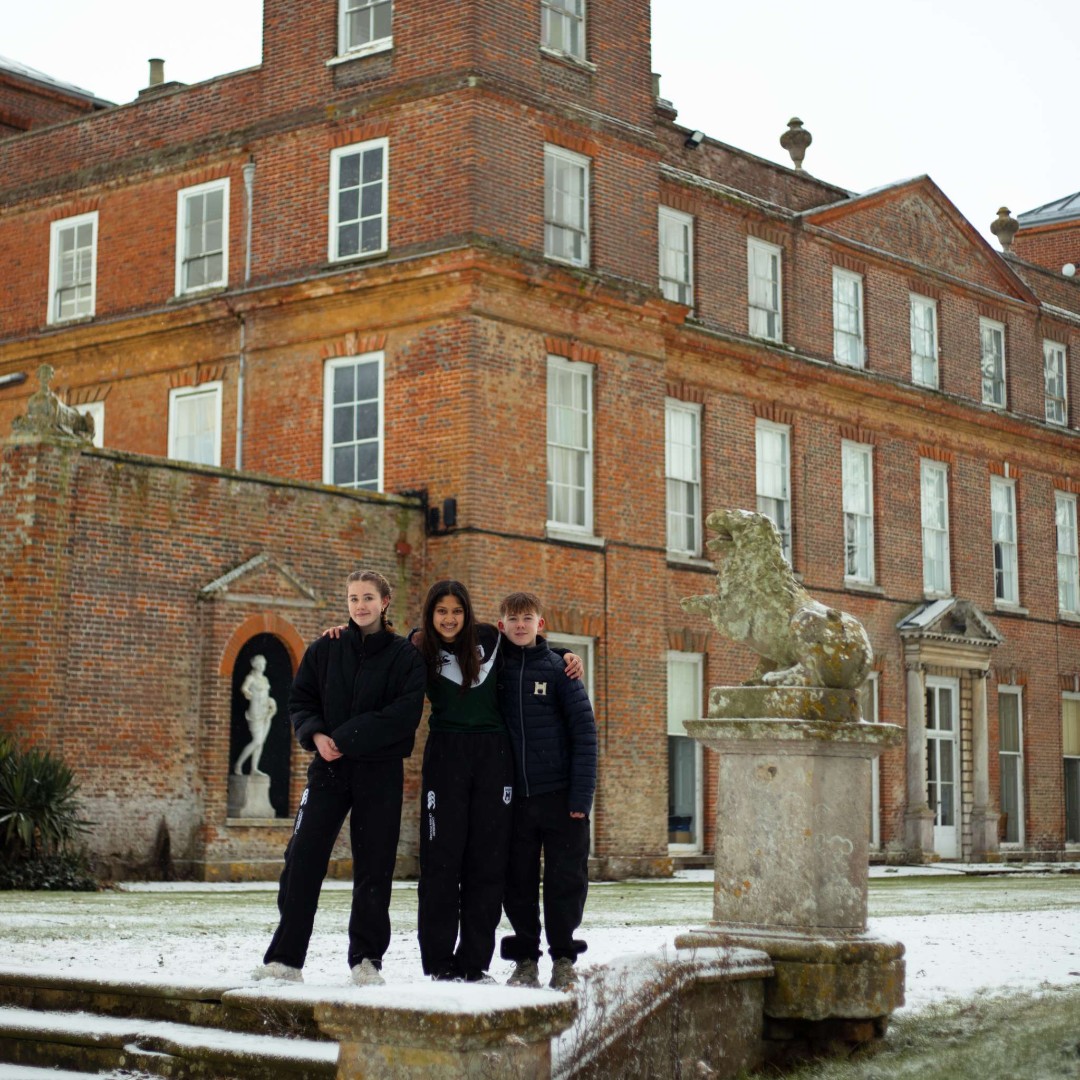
896, 598, 1002, 669
199, 553, 319, 608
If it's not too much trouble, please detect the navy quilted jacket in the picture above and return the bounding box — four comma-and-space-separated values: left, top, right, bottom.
497, 636, 598, 815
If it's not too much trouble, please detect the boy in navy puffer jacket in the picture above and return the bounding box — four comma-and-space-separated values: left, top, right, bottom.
496, 592, 597, 991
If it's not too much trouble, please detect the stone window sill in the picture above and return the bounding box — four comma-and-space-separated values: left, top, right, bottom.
540, 46, 596, 74
545, 526, 605, 549
327, 39, 393, 65
667, 553, 714, 573
845, 580, 884, 596
225, 817, 290, 828
994, 602, 1029, 617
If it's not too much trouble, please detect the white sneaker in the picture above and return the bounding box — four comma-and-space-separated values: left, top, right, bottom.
252, 961, 303, 983
350, 958, 385, 987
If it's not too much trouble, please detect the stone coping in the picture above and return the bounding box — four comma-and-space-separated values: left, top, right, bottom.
0, 966, 234, 1000
685, 717, 904, 753
252, 984, 579, 1049
707, 685, 861, 722
674, 928, 904, 965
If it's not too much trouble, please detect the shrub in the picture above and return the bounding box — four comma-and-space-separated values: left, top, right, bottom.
0, 733, 97, 890
0, 850, 98, 891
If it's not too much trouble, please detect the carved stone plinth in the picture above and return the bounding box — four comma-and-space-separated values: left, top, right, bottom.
685, 709, 902, 930
676, 695, 906, 1045
309, 985, 576, 1079
228, 773, 275, 819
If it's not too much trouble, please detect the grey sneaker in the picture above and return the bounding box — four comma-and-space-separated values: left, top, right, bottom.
350, 959, 385, 987
549, 957, 578, 991
252, 961, 303, 983
506, 959, 541, 988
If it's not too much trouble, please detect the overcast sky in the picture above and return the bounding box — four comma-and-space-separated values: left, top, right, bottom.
6, 1, 1077, 247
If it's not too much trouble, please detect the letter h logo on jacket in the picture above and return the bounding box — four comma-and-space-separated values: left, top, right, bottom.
533, 681, 547, 696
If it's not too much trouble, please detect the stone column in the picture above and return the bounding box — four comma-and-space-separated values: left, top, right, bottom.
904, 661, 934, 857
969, 670, 1000, 858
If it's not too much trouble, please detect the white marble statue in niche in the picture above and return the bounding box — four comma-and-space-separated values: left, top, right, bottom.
234, 655, 278, 777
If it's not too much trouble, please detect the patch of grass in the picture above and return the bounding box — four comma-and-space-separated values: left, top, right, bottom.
766, 986, 1080, 1080
866, 874, 1080, 918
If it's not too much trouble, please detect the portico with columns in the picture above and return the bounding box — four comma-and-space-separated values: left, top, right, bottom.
898, 600, 1004, 861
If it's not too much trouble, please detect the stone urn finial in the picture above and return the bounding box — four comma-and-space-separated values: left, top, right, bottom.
990, 207, 1019, 252
780, 117, 812, 171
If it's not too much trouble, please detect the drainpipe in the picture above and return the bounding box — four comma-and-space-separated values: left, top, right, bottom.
235, 159, 256, 471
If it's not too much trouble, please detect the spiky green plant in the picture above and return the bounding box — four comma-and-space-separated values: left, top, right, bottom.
0, 732, 92, 859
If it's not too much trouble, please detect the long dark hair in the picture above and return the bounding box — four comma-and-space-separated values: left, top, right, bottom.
421, 579, 479, 690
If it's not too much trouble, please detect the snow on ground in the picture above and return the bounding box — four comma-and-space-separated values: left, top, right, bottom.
1, 867, 1078, 1014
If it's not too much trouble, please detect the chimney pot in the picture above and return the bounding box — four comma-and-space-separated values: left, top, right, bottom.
148, 58, 165, 86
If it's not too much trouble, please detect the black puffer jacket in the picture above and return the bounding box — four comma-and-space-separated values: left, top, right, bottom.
289, 622, 426, 760
497, 636, 597, 815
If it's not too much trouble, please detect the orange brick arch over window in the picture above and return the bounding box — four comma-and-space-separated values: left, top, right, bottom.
218, 614, 306, 678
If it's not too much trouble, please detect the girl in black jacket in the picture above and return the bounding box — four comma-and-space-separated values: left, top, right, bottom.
254, 569, 426, 986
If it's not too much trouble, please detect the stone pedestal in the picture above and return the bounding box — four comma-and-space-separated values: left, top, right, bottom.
227, 773, 275, 819
311, 986, 577, 1080
674, 687, 906, 1054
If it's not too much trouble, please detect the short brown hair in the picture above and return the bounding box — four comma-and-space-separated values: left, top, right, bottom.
500, 591, 542, 618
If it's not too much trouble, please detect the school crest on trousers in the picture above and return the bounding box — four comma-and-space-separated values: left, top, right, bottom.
503, 786, 513, 805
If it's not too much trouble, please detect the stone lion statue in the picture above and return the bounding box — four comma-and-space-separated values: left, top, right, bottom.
682, 509, 872, 689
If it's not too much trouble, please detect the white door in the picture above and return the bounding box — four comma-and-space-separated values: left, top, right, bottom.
926, 677, 959, 857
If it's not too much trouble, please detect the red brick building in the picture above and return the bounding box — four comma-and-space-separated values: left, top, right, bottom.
2, 1, 1079, 875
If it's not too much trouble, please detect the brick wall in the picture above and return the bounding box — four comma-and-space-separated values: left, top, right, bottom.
0, 432, 425, 878
3, 0, 1080, 870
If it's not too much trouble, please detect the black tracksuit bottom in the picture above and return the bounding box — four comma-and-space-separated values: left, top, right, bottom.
264, 754, 403, 970
501, 788, 590, 962
417, 729, 514, 978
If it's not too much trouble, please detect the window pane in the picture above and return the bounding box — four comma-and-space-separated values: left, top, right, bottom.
333, 363, 355, 403
999, 694, 1020, 751
333, 445, 355, 486
333, 404, 354, 444
362, 147, 384, 184
339, 153, 360, 189
361, 218, 382, 252
355, 441, 378, 485
373, 1, 392, 40
339, 189, 360, 222
339, 224, 360, 257
1064, 699, 1080, 756
1066, 760, 1080, 843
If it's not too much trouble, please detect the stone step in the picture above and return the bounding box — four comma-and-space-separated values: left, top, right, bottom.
0, 1005, 338, 1080
0, 968, 326, 1039
0, 969, 336, 1080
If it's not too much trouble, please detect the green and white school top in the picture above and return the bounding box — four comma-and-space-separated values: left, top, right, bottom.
426, 623, 504, 734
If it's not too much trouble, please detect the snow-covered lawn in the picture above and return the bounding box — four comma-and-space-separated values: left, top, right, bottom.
1, 864, 1078, 1014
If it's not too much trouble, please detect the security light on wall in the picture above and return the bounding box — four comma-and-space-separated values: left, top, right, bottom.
684, 130, 705, 149
1063, 263, 1077, 278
